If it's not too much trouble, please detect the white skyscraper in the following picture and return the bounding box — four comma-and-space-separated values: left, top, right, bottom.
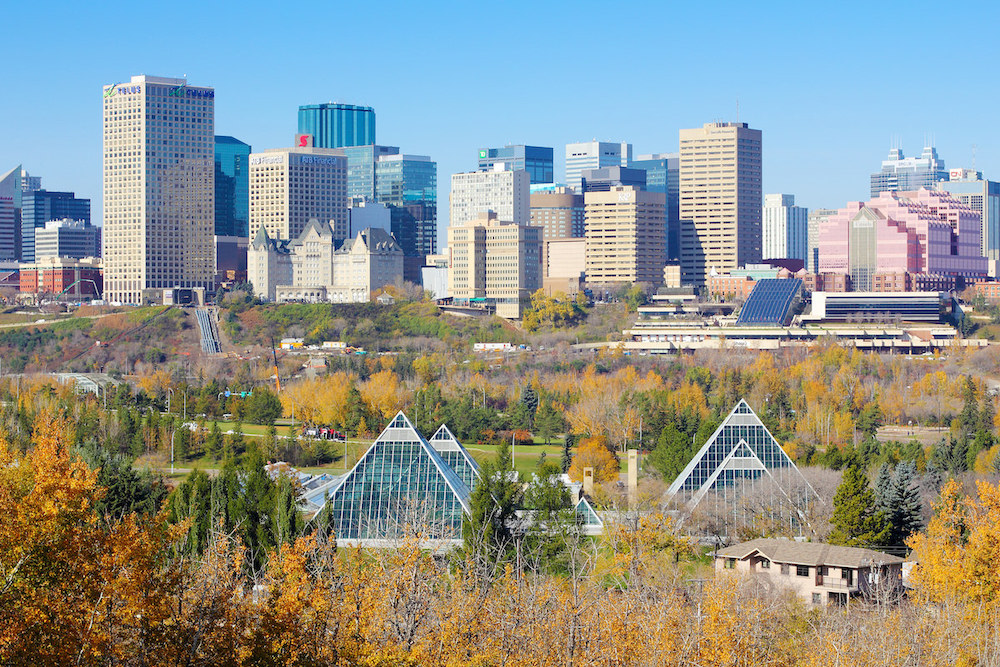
762, 194, 808, 262
102, 75, 215, 304
449, 168, 529, 227
564, 141, 632, 194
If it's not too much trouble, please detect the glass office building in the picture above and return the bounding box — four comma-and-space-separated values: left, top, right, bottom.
20, 190, 91, 262
298, 103, 375, 149
344, 145, 400, 202
632, 153, 680, 260
321, 412, 472, 545
477, 144, 553, 184
214, 136, 251, 237
376, 153, 438, 268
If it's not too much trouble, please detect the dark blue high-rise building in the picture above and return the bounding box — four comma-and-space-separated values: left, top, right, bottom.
375, 154, 437, 283
214, 136, 251, 237
20, 190, 91, 262
343, 145, 400, 202
477, 145, 553, 184
631, 153, 680, 260
298, 103, 376, 149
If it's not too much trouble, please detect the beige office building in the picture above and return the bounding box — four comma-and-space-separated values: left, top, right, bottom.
248, 148, 348, 242
102, 75, 215, 304
584, 186, 666, 285
679, 122, 762, 286
530, 186, 585, 239
450, 169, 529, 227
447, 211, 542, 318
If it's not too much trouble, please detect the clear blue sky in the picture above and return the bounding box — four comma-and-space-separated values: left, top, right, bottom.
3, 0, 998, 251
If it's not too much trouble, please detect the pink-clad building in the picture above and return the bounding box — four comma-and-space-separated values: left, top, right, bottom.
818, 189, 987, 291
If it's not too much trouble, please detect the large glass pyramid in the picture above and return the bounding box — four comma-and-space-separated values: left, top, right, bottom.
667, 400, 816, 534
322, 412, 472, 546
429, 424, 481, 490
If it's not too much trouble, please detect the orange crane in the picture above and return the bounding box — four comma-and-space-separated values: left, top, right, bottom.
270, 336, 282, 393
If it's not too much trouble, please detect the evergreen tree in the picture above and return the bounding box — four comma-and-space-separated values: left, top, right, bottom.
80, 447, 168, 519
273, 474, 303, 548
462, 437, 523, 573
856, 403, 883, 442
228, 420, 246, 456
205, 421, 223, 460
519, 386, 539, 429
647, 423, 693, 485
829, 465, 892, 548
560, 433, 574, 474
168, 469, 213, 554
520, 460, 577, 574
873, 463, 893, 508
885, 462, 923, 547
535, 400, 565, 445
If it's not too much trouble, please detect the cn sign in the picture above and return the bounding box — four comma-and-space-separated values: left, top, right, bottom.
296, 134, 313, 148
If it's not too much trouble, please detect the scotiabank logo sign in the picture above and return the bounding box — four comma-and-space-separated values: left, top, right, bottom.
296, 134, 313, 148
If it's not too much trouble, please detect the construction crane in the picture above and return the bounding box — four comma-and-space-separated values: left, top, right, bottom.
270, 336, 281, 393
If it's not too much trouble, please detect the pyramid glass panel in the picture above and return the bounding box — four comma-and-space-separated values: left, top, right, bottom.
429, 424, 481, 491
575, 497, 602, 527
667, 400, 816, 536
324, 412, 471, 545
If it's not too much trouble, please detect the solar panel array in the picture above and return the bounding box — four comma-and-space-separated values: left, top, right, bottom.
735, 279, 802, 326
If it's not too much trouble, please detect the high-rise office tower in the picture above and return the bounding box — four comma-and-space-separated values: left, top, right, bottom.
450, 169, 529, 227
20, 190, 91, 262
584, 185, 666, 285
343, 145, 400, 202
565, 141, 632, 193
214, 136, 251, 237
870, 146, 948, 198
807, 208, 837, 274
248, 147, 348, 241
580, 166, 647, 193
529, 185, 584, 239
375, 153, 437, 278
935, 168, 1000, 273
0, 166, 19, 261
102, 75, 215, 304
678, 122, 762, 286
477, 145, 554, 184
762, 194, 808, 262
298, 103, 376, 149
631, 153, 680, 260
20, 169, 41, 195
447, 211, 542, 317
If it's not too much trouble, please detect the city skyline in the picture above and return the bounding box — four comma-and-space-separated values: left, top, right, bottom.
3, 0, 999, 255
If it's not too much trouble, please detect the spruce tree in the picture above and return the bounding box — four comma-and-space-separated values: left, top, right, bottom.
886, 462, 923, 547
560, 433, 574, 474
462, 438, 523, 573
873, 463, 893, 508
829, 465, 892, 548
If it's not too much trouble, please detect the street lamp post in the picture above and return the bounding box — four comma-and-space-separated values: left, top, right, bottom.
171, 429, 175, 476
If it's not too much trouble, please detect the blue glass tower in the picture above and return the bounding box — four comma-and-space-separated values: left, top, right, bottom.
214, 136, 251, 237
343, 145, 400, 202
631, 153, 680, 260
477, 145, 553, 184
298, 103, 376, 149
20, 190, 91, 262
376, 154, 437, 281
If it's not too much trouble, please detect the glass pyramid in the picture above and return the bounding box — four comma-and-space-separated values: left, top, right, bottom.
667, 400, 816, 520
429, 424, 481, 490
322, 412, 472, 545
575, 497, 602, 527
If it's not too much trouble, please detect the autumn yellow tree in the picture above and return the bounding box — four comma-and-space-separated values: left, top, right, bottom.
568, 435, 619, 484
